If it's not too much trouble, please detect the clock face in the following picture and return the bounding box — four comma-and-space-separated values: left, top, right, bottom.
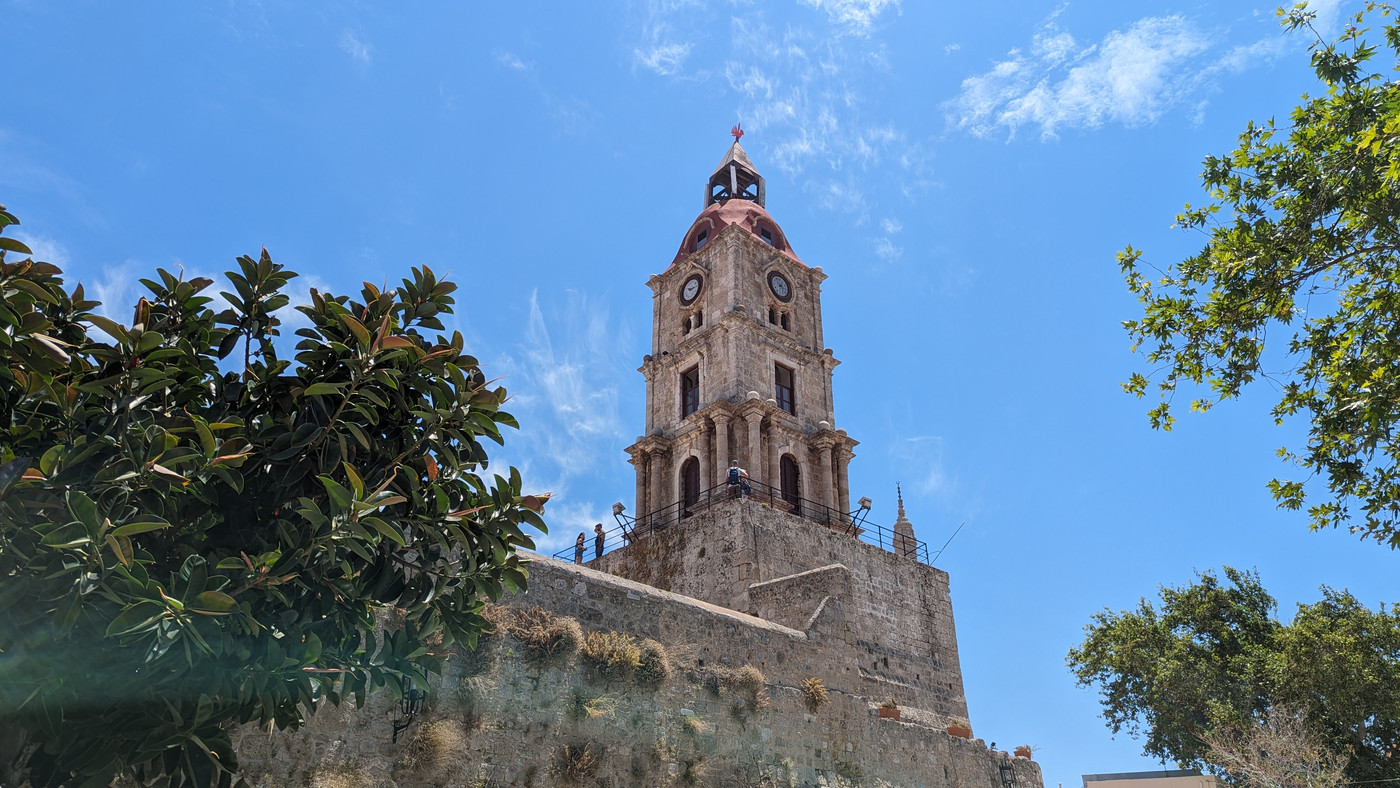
680, 274, 703, 305
768, 271, 792, 302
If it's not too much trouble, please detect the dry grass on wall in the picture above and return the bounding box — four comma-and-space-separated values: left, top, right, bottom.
635, 637, 672, 687
554, 742, 600, 784
400, 718, 470, 776
579, 630, 642, 682
505, 605, 583, 664
305, 762, 376, 788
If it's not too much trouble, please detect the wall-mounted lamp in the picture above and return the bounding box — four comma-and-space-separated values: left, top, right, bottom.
998, 753, 1017, 788
392, 687, 427, 744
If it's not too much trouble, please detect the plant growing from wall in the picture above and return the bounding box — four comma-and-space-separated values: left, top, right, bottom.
555, 742, 599, 784
733, 665, 768, 707
635, 637, 671, 687
400, 719, 469, 776
579, 630, 642, 682
567, 691, 619, 721
802, 677, 828, 713
0, 211, 547, 788
506, 606, 582, 663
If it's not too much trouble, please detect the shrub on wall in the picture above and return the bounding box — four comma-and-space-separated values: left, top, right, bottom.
802, 677, 828, 712
580, 631, 642, 682
402, 719, 468, 775
636, 638, 672, 687
507, 606, 582, 663
734, 665, 768, 705
555, 742, 599, 784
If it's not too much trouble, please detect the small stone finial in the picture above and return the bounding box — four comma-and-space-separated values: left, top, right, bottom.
892, 484, 917, 558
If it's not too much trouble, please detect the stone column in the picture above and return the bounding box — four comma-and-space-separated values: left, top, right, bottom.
634, 454, 648, 520
836, 445, 852, 518
713, 414, 730, 486
745, 411, 763, 486
768, 429, 780, 502
699, 427, 711, 499
649, 448, 668, 518
817, 442, 835, 516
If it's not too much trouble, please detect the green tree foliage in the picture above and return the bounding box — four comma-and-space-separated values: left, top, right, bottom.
1120, 3, 1400, 546
0, 208, 548, 787
1068, 567, 1400, 783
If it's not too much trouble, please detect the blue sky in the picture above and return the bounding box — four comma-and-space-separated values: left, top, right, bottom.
5, 0, 1397, 782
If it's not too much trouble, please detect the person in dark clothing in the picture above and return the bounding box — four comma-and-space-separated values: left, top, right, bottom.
727, 459, 750, 496
574, 532, 585, 564
593, 522, 605, 559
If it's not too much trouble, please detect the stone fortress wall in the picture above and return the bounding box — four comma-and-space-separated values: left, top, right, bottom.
594, 498, 967, 720
234, 500, 1043, 788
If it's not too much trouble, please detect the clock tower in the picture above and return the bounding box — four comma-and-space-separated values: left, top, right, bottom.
625, 138, 859, 526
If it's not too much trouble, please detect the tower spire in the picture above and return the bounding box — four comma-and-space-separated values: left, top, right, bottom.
706, 130, 765, 208
893, 483, 917, 558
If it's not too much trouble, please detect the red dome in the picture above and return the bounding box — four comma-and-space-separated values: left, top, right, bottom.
669, 199, 801, 268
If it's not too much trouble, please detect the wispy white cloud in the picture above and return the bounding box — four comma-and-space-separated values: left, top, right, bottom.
11, 231, 67, 268
636, 42, 693, 75
873, 217, 902, 261
947, 15, 1212, 139
632, 0, 705, 77
85, 262, 140, 322
487, 289, 633, 548
624, 0, 930, 259
798, 0, 901, 37
339, 30, 372, 64
493, 48, 596, 134
495, 50, 532, 72
1303, 0, 1348, 34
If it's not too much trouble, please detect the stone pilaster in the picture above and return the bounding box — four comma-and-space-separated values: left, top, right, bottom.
814, 435, 836, 515
745, 410, 763, 484
712, 412, 730, 487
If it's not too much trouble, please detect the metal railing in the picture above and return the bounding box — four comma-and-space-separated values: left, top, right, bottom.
553, 479, 931, 566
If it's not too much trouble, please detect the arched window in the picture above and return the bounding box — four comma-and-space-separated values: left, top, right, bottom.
780, 454, 800, 516
681, 457, 700, 517
780, 312, 790, 331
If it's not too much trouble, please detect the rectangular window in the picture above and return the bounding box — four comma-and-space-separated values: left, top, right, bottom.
681, 366, 700, 417
759, 227, 774, 245
775, 364, 795, 415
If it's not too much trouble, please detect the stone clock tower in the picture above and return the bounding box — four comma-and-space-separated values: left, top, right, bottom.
625, 139, 859, 524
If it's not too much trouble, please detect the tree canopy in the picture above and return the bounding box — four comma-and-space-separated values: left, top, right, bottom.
0, 208, 547, 787
1120, 2, 1400, 546
1068, 567, 1400, 783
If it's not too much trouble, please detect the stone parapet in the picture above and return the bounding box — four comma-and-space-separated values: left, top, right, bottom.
593, 496, 969, 719
233, 555, 1042, 788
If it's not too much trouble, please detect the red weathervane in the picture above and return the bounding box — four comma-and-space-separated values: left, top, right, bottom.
731, 123, 744, 141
